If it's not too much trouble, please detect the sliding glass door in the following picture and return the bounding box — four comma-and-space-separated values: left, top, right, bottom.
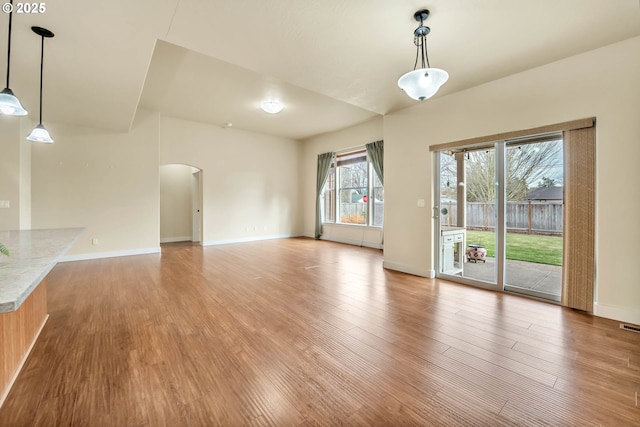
436, 133, 564, 301
503, 137, 563, 301
437, 146, 498, 289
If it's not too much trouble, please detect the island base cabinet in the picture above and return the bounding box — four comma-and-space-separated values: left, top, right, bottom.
0, 280, 48, 407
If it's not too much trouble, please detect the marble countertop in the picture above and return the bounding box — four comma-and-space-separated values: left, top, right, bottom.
0, 228, 83, 313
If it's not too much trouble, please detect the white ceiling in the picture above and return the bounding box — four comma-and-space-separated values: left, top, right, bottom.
3, 0, 640, 139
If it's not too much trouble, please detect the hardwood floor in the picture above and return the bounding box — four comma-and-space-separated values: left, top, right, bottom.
1, 238, 639, 426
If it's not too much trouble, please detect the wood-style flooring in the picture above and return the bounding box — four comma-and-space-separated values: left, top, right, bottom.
1, 238, 639, 426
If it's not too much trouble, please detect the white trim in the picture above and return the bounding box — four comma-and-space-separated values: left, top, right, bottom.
203, 234, 300, 246
383, 261, 432, 278
594, 302, 640, 325
60, 247, 161, 262
160, 236, 192, 243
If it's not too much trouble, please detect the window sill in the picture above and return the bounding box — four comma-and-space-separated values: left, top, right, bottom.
323, 223, 382, 230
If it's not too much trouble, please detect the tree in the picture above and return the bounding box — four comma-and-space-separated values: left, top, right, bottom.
439, 153, 459, 200
464, 141, 562, 202
538, 177, 556, 188
339, 161, 368, 202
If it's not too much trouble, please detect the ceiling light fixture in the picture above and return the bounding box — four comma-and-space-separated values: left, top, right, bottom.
260, 100, 284, 114
397, 9, 449, 101
27, 26, 55, 143
0, 0, 27, 115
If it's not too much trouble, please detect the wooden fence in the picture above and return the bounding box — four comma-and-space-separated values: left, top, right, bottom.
440, 201, 563, 235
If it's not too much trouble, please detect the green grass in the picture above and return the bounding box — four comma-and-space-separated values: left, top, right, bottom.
466, 230, 562, 266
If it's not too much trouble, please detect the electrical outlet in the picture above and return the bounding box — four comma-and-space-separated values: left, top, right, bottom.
92, 238, 99, 245
0, 200, 9, 208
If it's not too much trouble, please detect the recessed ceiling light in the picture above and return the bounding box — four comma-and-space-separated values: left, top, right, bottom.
260, 100, 284, 114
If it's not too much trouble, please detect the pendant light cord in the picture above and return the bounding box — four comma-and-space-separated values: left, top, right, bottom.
5, 0, 13, 88
38, 35, 44, 123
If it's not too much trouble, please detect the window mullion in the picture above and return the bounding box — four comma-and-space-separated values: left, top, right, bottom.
335, 166, 340, 224
367, 160, 372, 226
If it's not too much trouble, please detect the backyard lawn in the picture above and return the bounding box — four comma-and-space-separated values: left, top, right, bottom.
466, 230, 563, 266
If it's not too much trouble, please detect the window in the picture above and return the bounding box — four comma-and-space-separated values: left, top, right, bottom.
321, 149, 384, 227
322, 163, 335, 223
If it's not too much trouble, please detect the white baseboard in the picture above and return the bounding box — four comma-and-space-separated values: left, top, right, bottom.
60, 247, 161, 262
319, 236, 383, 250
203, 234, 300, 246
160, 236, 192, 243
382, 260, 432, 278
593, 302, 640, 325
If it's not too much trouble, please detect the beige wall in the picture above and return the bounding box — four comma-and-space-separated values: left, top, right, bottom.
0, 117, 31, 231
19, 121, 31, 230
300, 117, 384, 247
160, 164, 194, 242
383, 36, 640, 323
160, 115, 302, 244
31, 110, 161, 258
28, 110, 301, 258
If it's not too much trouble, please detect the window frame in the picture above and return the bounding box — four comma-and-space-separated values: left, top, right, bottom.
321, 148, 383, 228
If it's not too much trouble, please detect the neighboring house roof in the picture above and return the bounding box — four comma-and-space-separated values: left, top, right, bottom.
525, 186, 564, 200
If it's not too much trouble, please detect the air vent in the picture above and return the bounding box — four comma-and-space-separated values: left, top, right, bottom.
620, 323, 640, 333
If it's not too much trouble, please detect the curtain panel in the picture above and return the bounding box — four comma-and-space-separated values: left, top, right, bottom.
315, 152, 334, 239
366, 140, 384, 185
561, 125, 595, 311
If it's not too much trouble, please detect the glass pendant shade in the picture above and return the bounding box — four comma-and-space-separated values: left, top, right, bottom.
397, 67, 449, 101
26, 123, 53, 143
0, 87, 28, 115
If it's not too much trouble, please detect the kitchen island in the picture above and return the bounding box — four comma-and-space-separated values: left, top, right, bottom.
0, 228, 83, 407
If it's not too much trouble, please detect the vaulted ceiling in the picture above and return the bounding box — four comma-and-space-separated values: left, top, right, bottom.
3, 0, 640, 139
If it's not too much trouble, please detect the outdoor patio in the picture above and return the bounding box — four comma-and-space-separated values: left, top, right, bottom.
461, 257, 562, 297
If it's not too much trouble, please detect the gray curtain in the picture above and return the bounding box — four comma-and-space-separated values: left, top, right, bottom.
366, 140, 384, 184
315, 152, 334, 239
366, 140, 384, 245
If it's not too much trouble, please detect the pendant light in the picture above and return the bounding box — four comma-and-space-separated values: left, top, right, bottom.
0, 0, 27, 115
27, 26, 54, 143
397, 9, 449, 101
